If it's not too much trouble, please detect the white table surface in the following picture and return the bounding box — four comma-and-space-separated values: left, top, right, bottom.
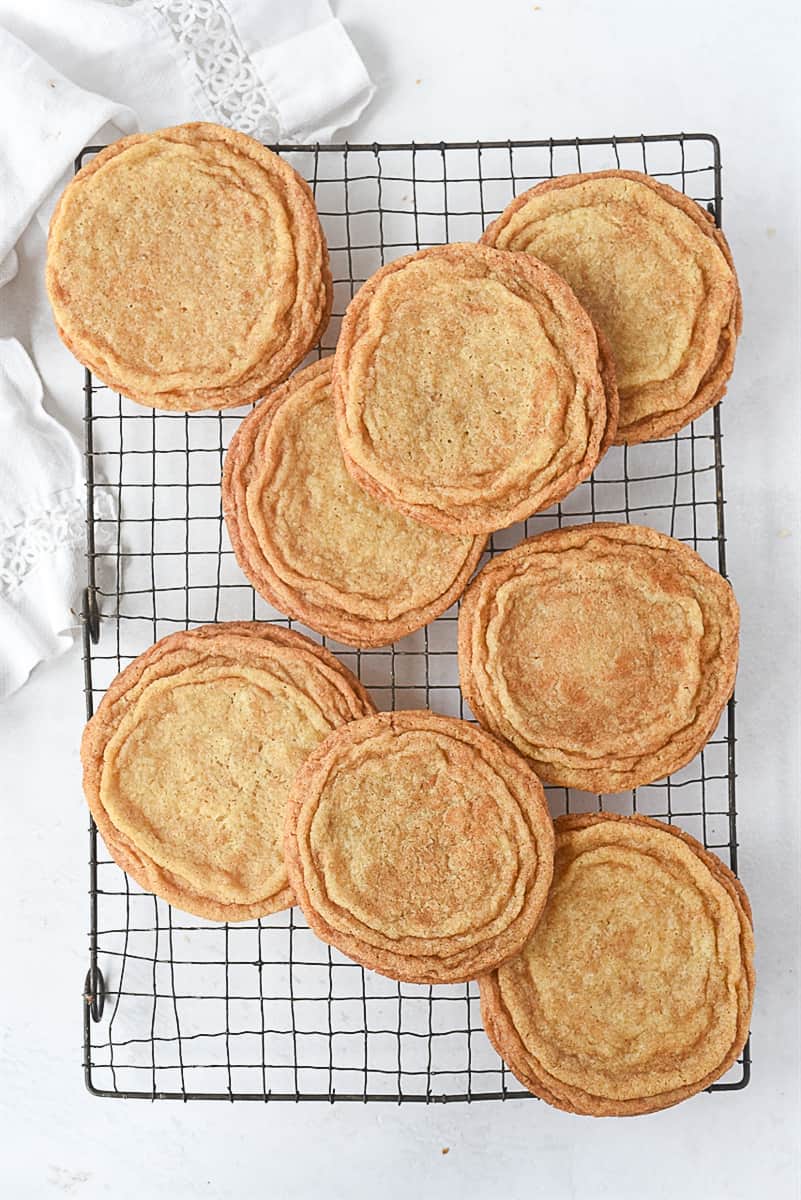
2, 2, 800, 1196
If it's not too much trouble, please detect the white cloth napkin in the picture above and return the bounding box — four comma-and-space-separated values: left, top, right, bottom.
0, 340, 85, 697
0, 0, 373, 698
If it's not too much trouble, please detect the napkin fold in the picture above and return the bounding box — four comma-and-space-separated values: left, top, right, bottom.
0, 0, 373, 698
0, 339, 84, 697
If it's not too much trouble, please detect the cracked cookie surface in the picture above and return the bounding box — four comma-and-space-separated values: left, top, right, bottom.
458, 522, 739, 793
81, 623, 374, 921
333, 243, 616, 534
285, 710, 555, 983
47, 122, 331, 411
480, 812, 754, 1115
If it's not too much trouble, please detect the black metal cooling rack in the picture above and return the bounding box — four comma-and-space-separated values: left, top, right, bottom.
80, 133, 749, 1102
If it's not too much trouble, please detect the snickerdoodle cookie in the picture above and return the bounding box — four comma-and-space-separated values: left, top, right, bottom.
47, 122, 331, 411
458, 523, 739, 793
284, 710, 555, 983
482, 170, 741, 443
480, 812, 754, 1115
81, 623, 373, 921
223, 358, 485, 647
333, 243, 617, 535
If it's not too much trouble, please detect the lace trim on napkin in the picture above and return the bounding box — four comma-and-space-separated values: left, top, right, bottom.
0, 496, 84, 595
0, 490, 115, 596
151, 0, 282, 141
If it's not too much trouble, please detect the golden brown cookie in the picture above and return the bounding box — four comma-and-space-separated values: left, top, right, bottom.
47, 122, 331, 411
81, 623, 374, 922
284, 710, 555, 983
333, 243, 617, 535
480, 812, 754, 1116
458, 522, 739, 793
223, 358, 486, 647
482, 169, 741, 444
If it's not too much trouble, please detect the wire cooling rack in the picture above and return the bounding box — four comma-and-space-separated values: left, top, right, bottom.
80, 133, 749, 1101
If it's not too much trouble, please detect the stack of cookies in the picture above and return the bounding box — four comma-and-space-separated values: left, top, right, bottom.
49, 122, 752, 1117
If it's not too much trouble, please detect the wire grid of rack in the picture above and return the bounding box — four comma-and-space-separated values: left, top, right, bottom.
80, 133, 749, 1102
